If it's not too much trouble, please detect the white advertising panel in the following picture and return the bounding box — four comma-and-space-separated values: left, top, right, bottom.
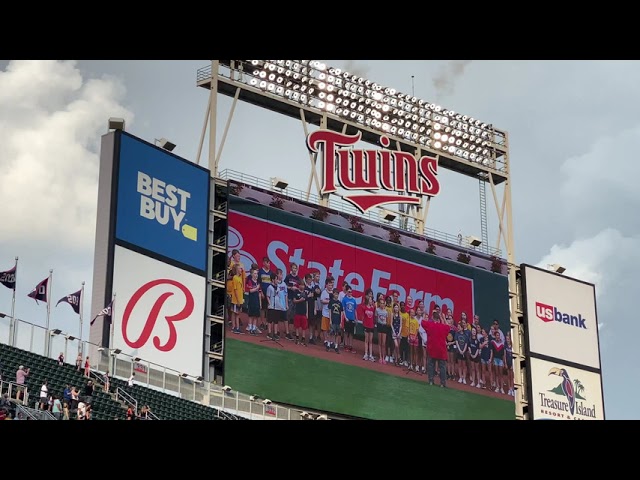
529, 357, 604, 420
522, 265, 600, 369
112, 246, 206, 376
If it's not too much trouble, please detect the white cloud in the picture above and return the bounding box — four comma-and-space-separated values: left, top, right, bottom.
536, 227, 639, 298
560, 124, 640, 237
0, 61, 134, 253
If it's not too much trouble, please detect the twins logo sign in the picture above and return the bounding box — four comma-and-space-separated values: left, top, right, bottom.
308, 130, 441, 213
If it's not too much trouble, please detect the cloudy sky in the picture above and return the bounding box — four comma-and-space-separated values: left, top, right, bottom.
0, 60, 636, 419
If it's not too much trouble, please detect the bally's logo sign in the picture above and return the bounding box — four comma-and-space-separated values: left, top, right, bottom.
307, 130, 441, 213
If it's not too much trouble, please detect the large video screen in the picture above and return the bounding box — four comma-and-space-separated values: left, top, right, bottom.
224, 196, 514, 419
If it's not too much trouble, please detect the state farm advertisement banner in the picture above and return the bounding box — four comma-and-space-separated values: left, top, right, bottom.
111, 246, 206, 377
228, 211, 474, 316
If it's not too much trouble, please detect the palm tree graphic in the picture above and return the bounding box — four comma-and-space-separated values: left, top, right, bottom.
574, 379, 585, 399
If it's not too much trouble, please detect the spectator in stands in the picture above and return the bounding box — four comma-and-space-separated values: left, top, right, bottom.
138, 405, 150, 420
14, 365, 29, 403
127, 372, 135, 388
75, 353, 82, 372
62, 402, 70, 420
57, 352, 64, 366
103, 370, 111, 393
77, 401, 86, 420
85, 404, 92, 420
126, 405, 134, 420
0, 408, 6, 420
63, 384, 72, 405
52, 395, 62, 420
0, 394, 12, 418
83, 380, 94, 405
84, 356, 91, 377
15, 365, 29, 386
39, 380, 48, 410
70, 386, 79, 412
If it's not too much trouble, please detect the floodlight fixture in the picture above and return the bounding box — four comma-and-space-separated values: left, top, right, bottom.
196, 376, 204, 383
466, 236, 482, 247
262, 399, 272, 405
50, 329, 62, 336
180, 373, 189, 378
205, 60, 509, 177
548, 264, 566, 274
316, 414, 329, 420
108, 117, 125, 131
272, 177, 288, 190
65, 335, 76, 341
0, 312, 7, 318
222, 385, 232, 392
156, 137, 177, 152
111, 348, 122, 356
381, 209, 397, 222
250, 395, 258, 401
133, 357, 142, 362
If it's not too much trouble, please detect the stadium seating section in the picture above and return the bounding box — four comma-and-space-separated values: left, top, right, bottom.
0, 343, 244, 420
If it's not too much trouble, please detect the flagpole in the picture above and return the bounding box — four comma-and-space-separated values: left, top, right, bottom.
9, 256, 17, 347
79, 281, 85, 356
109, 293, 116, 349
45, 268, 53, 357
46, 269, 53, 331
109, 293, 116, 375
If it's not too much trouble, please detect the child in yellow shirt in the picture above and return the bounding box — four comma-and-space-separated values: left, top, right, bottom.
230, 264, 245, 334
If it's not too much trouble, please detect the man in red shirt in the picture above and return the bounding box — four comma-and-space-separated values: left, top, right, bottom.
424, 316, 450, 387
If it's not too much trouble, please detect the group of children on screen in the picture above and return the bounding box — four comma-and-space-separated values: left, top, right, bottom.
226, 250, 515, 395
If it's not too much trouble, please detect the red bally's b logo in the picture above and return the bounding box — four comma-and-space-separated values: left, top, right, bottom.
307, 129, 441, 213
121, 279, 195, 351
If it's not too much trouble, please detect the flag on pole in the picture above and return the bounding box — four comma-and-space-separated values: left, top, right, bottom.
56, 289, 82, 315
90, 298, 113, 326
0, 265, 16, 290
27, 276, 49, 304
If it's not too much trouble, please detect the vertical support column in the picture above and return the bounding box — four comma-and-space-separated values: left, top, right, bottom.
502, 135, 527, 420
208, 60, 220, 177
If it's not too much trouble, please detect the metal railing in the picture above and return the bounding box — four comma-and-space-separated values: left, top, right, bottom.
219, 168, 502, 257
15, 403, 56, 420
0, 315, 321, 420
0, 379, 29, 406
115, 387, 138, 414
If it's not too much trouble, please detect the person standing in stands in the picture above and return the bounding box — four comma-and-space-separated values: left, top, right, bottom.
14, 366, 28, 402
103, 370, 111, 393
